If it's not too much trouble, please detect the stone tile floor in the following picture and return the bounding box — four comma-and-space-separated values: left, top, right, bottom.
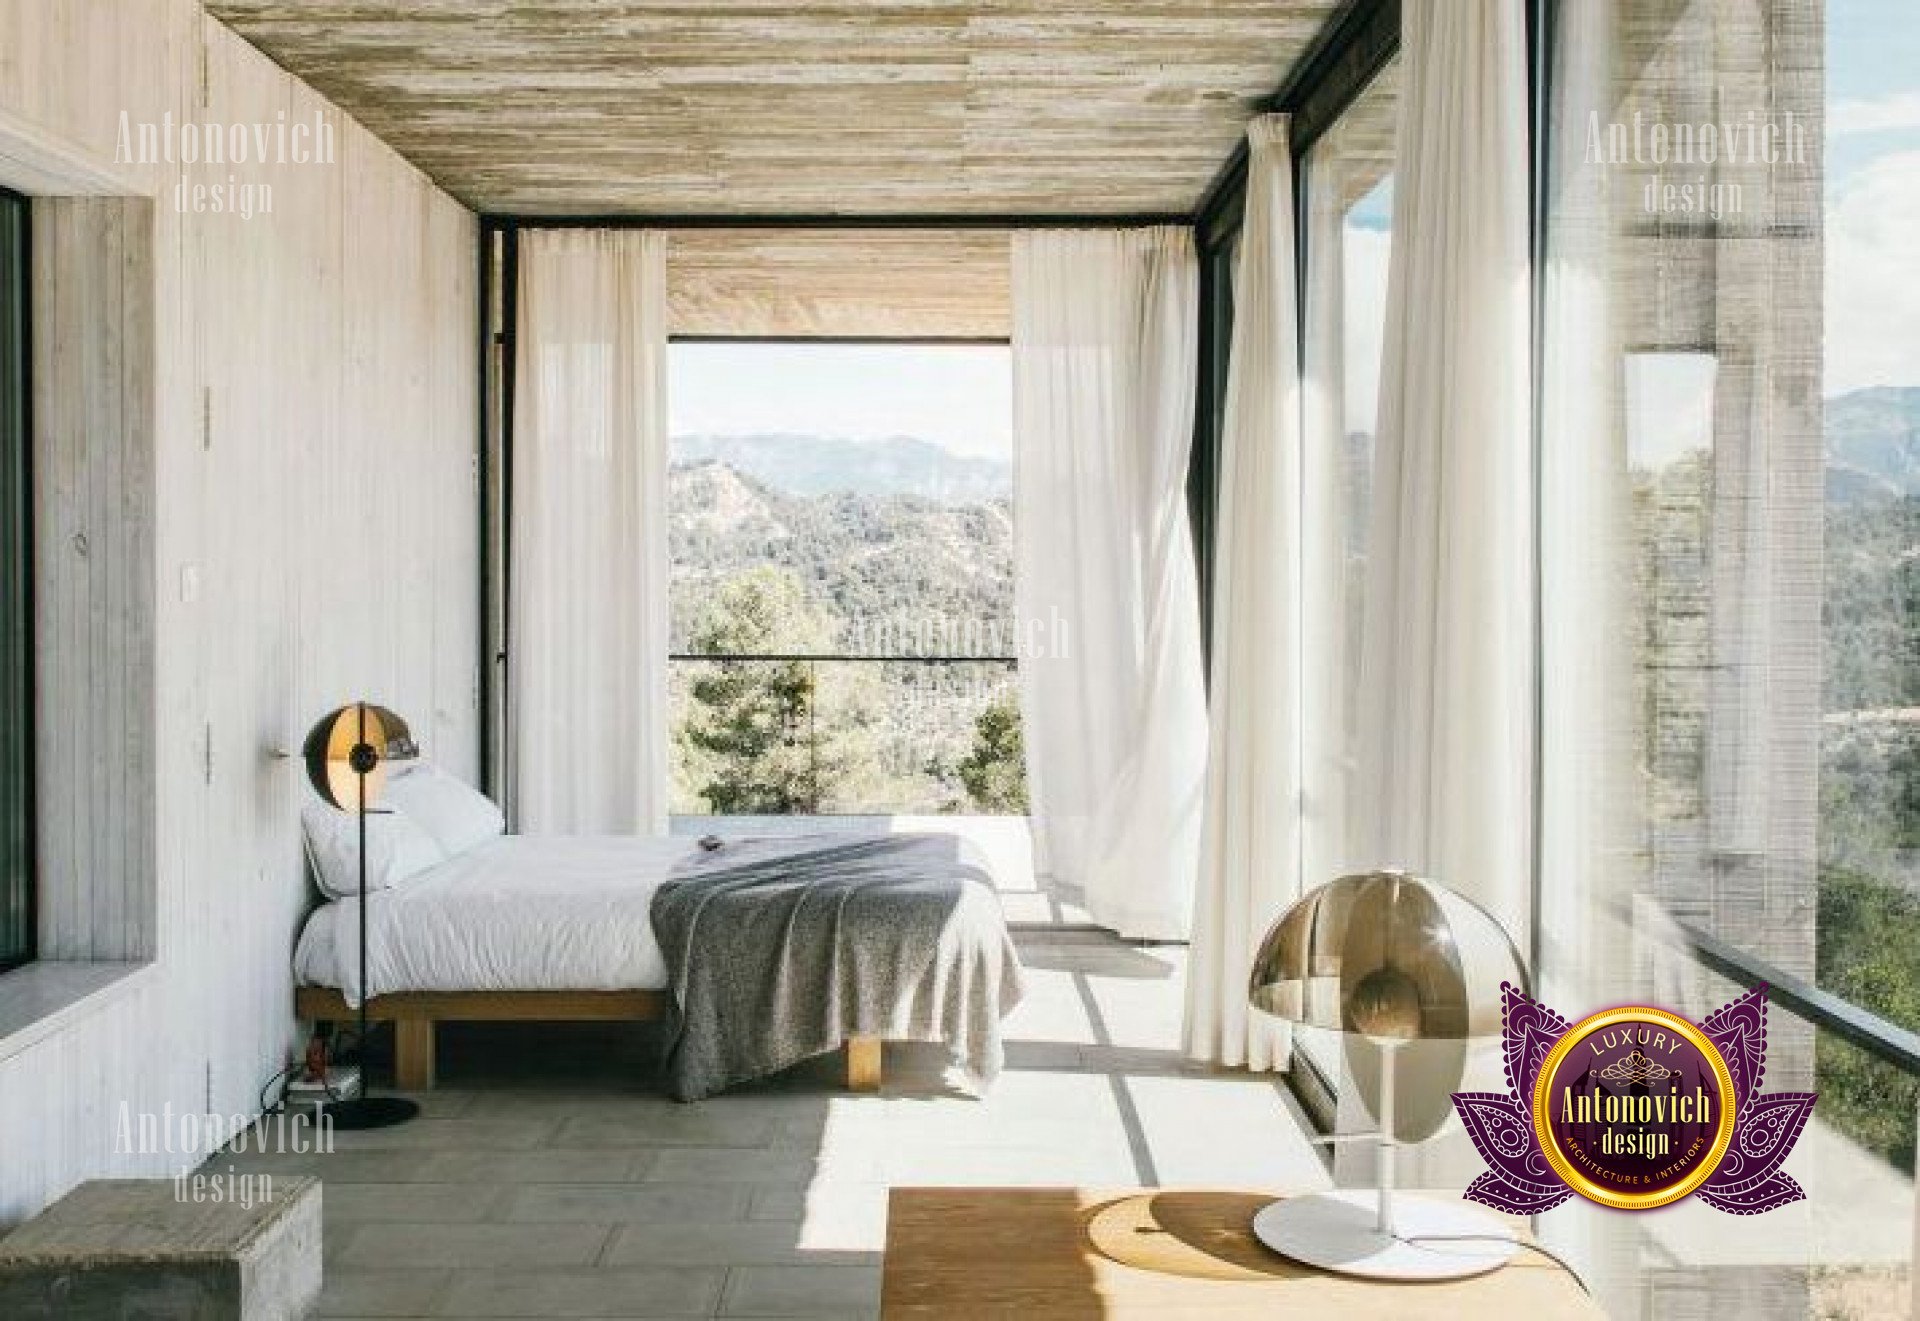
222, 931, 1328, 1319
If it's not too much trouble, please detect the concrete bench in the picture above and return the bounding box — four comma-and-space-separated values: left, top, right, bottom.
0, 1177, 321, 1320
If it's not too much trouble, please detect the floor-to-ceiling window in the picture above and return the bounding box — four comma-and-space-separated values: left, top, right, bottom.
1810, 0, 1920, 1183
665, 341, 1022, 816
0, 189, 29, 974
1540, 0, 1915, 1314
1297, 53, 1400, 1120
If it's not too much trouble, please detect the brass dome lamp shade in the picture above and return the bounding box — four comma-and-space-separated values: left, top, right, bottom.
303, 702, 416, 812
1246, 870, 1527, 1282
301, 703, 421, 1131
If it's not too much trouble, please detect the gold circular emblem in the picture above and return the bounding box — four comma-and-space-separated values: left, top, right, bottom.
1531, 1005, 1737, 1211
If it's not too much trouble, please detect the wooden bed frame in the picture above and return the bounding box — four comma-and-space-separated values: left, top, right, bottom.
293, 987, 883, 1094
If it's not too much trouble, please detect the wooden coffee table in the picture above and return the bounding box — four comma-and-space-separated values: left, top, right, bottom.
881, 1187, 1601, 1318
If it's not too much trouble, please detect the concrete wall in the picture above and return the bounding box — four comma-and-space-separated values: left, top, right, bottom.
0, 0, 477, 1224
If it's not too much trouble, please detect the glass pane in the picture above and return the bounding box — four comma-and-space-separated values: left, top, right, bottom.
669, 658, 1022, 816
1817, 0, 1920, 1171
666, 342, 1020, 816
668, 342, 1014, 658
1539, 0, 1916, 1313
1298, 59, 1399, 1106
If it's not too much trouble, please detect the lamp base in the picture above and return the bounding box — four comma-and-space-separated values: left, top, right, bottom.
319, 1095, 420, 1131
1252, 1189, 1517, 1281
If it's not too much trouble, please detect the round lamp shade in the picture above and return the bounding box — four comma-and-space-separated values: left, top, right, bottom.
302, 703, 418, 812
1250, 871, 1526, 1141
1248, 870, 1526, 1043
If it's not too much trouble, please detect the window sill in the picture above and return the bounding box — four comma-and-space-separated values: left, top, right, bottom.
0, 961, 156, 1067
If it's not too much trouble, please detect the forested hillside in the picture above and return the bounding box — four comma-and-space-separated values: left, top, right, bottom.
668, 459, 1015, 656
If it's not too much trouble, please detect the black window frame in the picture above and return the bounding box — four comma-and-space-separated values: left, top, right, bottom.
0, 186, 34, 976
1186, 0, 1401, 1132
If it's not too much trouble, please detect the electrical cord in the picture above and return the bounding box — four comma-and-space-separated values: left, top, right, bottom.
258, 1023, 372, 1119
1399, 1232, 1591, 1294
256, 1060, 301, 1118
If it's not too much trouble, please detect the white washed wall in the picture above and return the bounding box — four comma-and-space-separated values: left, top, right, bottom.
0, 0, 477, 1224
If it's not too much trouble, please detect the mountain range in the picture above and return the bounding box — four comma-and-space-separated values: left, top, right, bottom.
672, 432, 1010, 504
1826, 386, 1920, 504
676, 383, 1919, 509
668, 460, 1014, 655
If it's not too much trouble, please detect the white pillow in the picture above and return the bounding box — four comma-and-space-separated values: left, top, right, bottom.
301, 799, 445, 900
381, 761, 505, 859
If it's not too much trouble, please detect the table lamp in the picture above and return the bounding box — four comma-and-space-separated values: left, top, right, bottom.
302, 702, 421, 1130
1246, 869, 1526, 1281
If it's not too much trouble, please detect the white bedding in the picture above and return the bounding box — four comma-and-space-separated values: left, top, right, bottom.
295, 835, 701, 1006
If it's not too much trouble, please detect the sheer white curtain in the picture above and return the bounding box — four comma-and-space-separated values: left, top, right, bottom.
1534, 0, 1641, 1299
1183, 117, 1301, 1068
508, 229, 670, 834
1355, 0, 1532, 942
1011, 227, 1206, 940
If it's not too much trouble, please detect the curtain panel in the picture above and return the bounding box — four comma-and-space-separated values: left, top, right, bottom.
1010, 227, 1207, 940
1312, 0, 1532, 1184
1356, 0, 1533, 945
508, 229, 671, 834
1183, 117, 1303, 1068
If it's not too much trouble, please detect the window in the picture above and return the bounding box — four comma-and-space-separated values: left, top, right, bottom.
665, 341, 1023, 816
0, 189, 30, 973
1297, 57, 1399, 1115
1540, 0, 1913, 1311
1811, 0, 1920, 1185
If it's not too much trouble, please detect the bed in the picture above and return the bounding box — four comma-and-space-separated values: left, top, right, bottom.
294, 774, 1023, 1098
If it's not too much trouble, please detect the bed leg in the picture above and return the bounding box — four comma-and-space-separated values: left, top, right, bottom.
394, 1018, 436, 1091
845, 1035, 882, 1092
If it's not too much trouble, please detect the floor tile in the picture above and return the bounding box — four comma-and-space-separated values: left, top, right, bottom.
329, 1118, 561, 1151
313, 1268, 452, 1318
413, 1150, 650, 1185
217, 1152, 435, 1184
435, 1267, 725, 1317
603, 1221, 879, 1268
324, 1182, 509, 1224
337, 1223, 610, 1269
552, 1112, 774, 1149
503, 1182, 752, 1224
641, 1148, 817, 1185
719, 1264, 883, 1317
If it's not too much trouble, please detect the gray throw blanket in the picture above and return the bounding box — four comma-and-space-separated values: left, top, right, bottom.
651, 833, 1025, 1102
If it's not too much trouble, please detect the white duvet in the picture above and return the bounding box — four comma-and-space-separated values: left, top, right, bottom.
295, 835, 701, 1007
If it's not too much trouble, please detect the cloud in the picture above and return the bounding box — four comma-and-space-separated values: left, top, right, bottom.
1826, 148, 1920, 396
1829, 91, 1920, 136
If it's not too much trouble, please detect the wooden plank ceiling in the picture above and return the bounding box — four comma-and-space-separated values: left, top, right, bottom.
203, 1, 1339, 216
666, 228, 1010, 337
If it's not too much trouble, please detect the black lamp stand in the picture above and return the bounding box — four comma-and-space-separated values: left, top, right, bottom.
320, 709, 420, 1131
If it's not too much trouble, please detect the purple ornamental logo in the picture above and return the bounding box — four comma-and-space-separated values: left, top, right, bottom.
1451, 984, 1817, 1214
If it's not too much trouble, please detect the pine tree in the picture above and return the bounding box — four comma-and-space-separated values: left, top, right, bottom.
678, 567, 878, 813
955, 695, 1029, 814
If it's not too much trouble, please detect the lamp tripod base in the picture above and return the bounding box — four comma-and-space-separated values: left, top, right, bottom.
1252, 1189, 1517, 1281
319, 1095, 420, 1131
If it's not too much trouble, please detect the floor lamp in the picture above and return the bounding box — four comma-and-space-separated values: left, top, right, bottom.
1246, 869, 1526, 1281
302, 702, 422, 1130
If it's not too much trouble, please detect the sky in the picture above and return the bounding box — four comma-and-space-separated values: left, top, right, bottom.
1824, 0, 1920, 397
669, 342, 1011, 459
